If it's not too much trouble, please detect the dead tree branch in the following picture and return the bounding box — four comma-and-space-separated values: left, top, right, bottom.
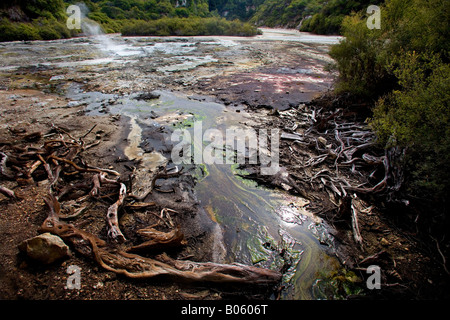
351, 194, 364, 250
106, 183, 127, 243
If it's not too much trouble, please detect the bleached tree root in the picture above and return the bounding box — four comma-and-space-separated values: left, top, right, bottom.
40, 194, 281, 285
106, 183, 127, 243
0, 185, 16, 198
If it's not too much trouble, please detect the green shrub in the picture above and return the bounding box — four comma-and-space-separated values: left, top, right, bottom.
174, 8, 190, 18
370, 52, 450, 198
0, 19, 42, 41
37, 25, 61, 40
329, 14, 391, 98
32, 17, 70, 40
23, 0, 66, 20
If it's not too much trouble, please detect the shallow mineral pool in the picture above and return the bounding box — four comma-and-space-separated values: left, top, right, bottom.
68, 85, 349, 299
2, 29, 355, 299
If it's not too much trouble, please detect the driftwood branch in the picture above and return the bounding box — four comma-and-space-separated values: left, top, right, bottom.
156, 253, 283, 284
430, 235, 449, 275
49, 156, 112, 175
0, 152, 15, 180
90, 173, 102, 197
359, 250, 388, 266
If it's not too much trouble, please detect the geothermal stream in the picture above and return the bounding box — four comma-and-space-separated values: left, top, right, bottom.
0, 25, 351, 299
79, 86, 343, 300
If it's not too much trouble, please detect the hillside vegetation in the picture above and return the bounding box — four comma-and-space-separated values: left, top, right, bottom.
329, 0, 449, 239
247, 0, 383, 34
1, 0, 394, 42
0, 0, 76, 41
0, 0, 260, 41
121, 16, 260, 36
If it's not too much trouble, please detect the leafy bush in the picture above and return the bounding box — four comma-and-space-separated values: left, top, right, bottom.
300, 0, 384, 34
370, 52, 450, 199
330, 0, 450, 202
22, 0, 66, 20
329, 14, 393, 98
0, 15, 75, 42
37, 24, 61, 39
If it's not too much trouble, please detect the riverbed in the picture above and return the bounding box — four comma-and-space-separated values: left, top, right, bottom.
0, 29, 357, 300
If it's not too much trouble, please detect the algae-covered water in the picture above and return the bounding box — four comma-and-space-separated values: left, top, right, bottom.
77, 87, 353, 299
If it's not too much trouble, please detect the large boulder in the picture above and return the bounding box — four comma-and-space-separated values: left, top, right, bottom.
18, 233, 70, 264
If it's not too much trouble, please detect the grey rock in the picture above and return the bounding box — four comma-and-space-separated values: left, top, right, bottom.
18, 233, 70, 264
